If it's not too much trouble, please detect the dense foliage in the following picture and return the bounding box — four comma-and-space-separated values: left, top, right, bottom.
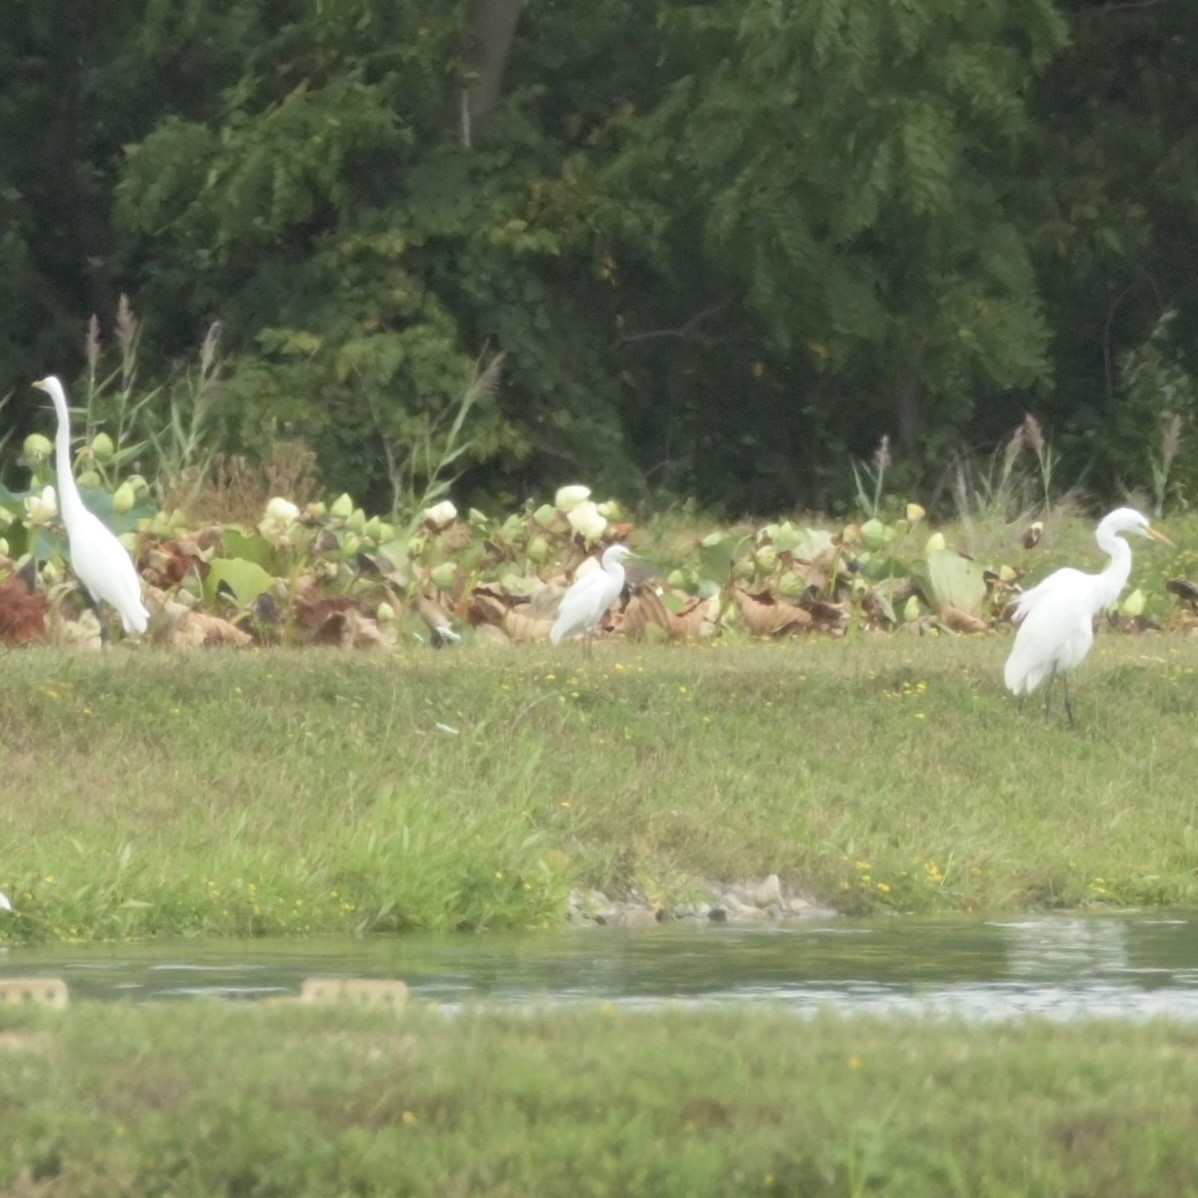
1, 0, 1196, 514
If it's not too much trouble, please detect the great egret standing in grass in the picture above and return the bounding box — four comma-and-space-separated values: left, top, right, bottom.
33, 376, 149, 640
550, 544, 633, 648
1003, 507, 1171, 726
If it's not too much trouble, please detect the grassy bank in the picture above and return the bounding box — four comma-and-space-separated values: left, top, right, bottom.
2, 634, 1198, 942
1, 1002, 1197, 1196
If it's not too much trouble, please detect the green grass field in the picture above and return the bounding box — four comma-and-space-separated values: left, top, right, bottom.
5, 596, 1198, 1196
2, 1002, 1197, 1197
3, 629, 1197, 942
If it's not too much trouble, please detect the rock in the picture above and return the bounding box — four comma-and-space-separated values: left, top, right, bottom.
754, 873, 784, 908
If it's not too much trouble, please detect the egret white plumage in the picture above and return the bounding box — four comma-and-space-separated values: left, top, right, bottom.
1004, 507, 1171, 725
32, 376, 149, 639
550, 544, 633, 647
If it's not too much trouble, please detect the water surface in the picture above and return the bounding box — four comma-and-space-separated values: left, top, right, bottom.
4, 911, 1198, 1021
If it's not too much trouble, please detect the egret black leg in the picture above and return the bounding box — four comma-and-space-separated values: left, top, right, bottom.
87, 595, 110, 648
1042, 675, 1054, 718
1062, 674, 1076, 729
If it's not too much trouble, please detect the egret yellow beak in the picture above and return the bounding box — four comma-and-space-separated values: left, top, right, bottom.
1147, 526, 1175, 547
31, 380, 46, 392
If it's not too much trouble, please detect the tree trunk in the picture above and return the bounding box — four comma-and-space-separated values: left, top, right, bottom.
460, 0, 521, 146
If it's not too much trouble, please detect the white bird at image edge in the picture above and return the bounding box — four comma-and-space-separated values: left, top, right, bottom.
1003, 507, 1171, 723
33, 376, 149, 636
551, 544, 634, 646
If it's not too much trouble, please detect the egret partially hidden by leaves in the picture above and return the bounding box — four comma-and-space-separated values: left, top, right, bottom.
551, 544, 634, 648
32, 376, 149, 640
1004, 507, 1172, 726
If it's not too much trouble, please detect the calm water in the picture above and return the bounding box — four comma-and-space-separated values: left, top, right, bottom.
4, 911, 1198, 1020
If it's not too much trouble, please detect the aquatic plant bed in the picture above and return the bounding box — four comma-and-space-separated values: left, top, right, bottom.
3, 635, 1198, 944
2, 1002, 1197, 1196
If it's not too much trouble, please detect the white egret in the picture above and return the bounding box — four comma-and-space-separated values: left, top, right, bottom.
32, 376, 149, 640
1004, 507, 1172, 725
550, 544, 634, 647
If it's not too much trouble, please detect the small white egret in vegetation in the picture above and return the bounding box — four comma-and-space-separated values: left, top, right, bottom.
1004, 507, 1172, 726
0, 892, 12, 913
33, 376, 149, 640
550, 544, 634, 648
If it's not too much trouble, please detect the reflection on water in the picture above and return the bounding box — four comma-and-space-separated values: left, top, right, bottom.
4, 911, 1198, 1021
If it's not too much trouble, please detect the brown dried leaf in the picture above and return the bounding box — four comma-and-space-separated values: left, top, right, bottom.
733, 587, 812, 636
502, 606, 556, 643
172, 610, 253, 650
940, 604, 988, 635
0, 578, 48, 645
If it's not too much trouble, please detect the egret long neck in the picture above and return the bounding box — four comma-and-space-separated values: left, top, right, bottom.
50, 388, 85, 526
1090, 531, 1133, 614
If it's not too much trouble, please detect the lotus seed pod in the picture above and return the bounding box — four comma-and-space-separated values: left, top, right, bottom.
754, 546, 779, 573
127, 474, 150, 496
431, 562, 457, 590
903, 595, 922, 622
112, 481, 137, 514
526, 534, 549, 563
554, 484, 591, 512
0, 538, 8, 557
376, 601, 396, 623
532, 503, 559, 530
861, 518, 887, 551
906, 502, 927, 524
23, 432, 53, 461
363, 516, 382, 541
596, 499, 622, 519
42, 559, 61, 584
91, 432, 116, 463
777, 570, 804, 597
330, 492, 354, 519
306, 500, 328, 519
468, 508, 490, 529
1121, 587, 1145, 618
341, 532, 361, 557
925, 531, 947, 554
77, 469, 102, 490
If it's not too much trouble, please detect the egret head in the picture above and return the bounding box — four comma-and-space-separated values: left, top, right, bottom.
1100, 507, 1174, 546
601, 544, 635, 566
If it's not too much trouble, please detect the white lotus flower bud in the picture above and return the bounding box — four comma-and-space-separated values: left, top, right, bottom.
91, 432, 116, 463
421, 500, 458, 531
376, 601, 396, 623
566, 499, 607, 542
330, 493, 354, 519
555, 485, 591, 513
24, 484, 57, 525
265, 496, 300, 523
925, 531, 947, 555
